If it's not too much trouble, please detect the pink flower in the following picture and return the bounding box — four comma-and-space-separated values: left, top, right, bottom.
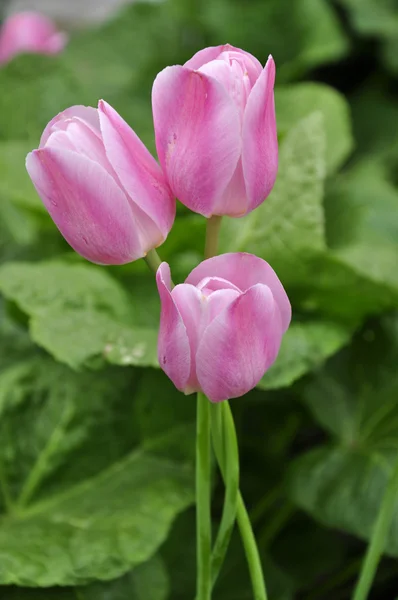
156, 253, 290, 402
0, 12, 67, 65
152, 44, 278, 218
26, 102, 175, 265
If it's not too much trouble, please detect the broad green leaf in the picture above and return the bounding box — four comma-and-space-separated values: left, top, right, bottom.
30, 308, 158, 369
350, 83, 398, 161
325, 160, 398, 294
337, 0, 398, 73
337, 0, 398, 37
258, 320, 352, 390
0, 357, 137, 506
2, 555, 169, 600
202, 0, 348, 81
220, 112, 327, 284
287, 315, 398, 555
276, 83, 354, 174
0, 262, 159, 369
0, 449, 192, 586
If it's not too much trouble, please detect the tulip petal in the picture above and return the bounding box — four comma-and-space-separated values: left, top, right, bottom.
196, 284, 283, 402
152, 65, 241, 217
98, 100, 175, 238
40, 105, 100, 147
171, 284, 205, 391
212, 159, 248, 216
26, 147, 142, 264
156, 264, 191, 392
185, 44, 263, 84
186, 253, 291, 333
242, 56, 278, 212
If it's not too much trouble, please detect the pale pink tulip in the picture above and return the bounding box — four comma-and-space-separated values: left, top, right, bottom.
26, 102, 175, 265
156, 253, 290, 402
152, 44, 278, 218
0, 12, 67, 65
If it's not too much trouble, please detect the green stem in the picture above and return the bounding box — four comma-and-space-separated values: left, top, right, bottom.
210, 402, 239, 587
352, 459, 398, 600
236, 493, 268, 600
212, 402, 267, 600
205, 216, 223, 259
143, 248, 163, 274
196, 391, 212, 600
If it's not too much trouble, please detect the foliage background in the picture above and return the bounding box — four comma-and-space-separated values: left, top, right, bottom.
1, 0, 398, 598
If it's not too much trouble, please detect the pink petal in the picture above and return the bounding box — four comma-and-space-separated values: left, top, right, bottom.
205, 288, 240, 322
196, 276, 241, 294
45, 119, 109, 168
242, 56, 278, 213
98, 100, 175, 239
40, 106, 100, 147
212, 159, 248, 216
152, 65, 241, 217
186, 253, 291, 333
196, 284, 283, 402
156, 264, 191, 392
184, 44, 263, 84
26, 147, 142, 264
171, 284, 204, 392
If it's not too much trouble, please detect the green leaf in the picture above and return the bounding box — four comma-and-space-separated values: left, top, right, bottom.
287, 314, 398, 556
202, 0, 348, 81
0, 442, 193, 586
2, 555, 169, 600
0, 357, 138, 507
276, 83, 354, 174
0, 328, 194, 587
0, 262, 159, 369
220, 112, 327, 284
325, 160, 398, 293
258, 319, 352, 390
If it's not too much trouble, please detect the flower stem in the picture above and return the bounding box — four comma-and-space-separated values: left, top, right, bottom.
212, 401, 268, 600
352, 458, 398, 600
143, 248, 163, 274
196, 391, 212, 600
236, 493, 268, 600
205, 216, 223, 259
210, 402, 239, 587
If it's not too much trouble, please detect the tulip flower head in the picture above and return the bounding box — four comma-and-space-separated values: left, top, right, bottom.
152, 44, 278, 218
26, 102, 175, 265
156, 253, 291, 402
0, 12, 67, 65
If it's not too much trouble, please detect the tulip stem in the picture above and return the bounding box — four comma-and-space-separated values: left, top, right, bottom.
144, 248, 163, 274
212, 401, 268, 600
352, 457, 398, 600
210, 401, 239, 587
205, 216, 223, 259
196, 391, 212, 600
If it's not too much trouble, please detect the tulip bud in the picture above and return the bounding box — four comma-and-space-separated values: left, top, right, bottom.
0, 12, 67, 65
152, 44, 278, 218
26, 101, 175, 265
156, 253, 291, 402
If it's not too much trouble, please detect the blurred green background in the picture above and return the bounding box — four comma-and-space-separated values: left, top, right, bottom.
0, 0, 398, 598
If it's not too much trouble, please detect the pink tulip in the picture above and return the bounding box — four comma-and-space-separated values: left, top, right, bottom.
152, 44, 278, 218
156, 253, 290, 402
0, 12, 67, 65
26, 102, 175, 265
